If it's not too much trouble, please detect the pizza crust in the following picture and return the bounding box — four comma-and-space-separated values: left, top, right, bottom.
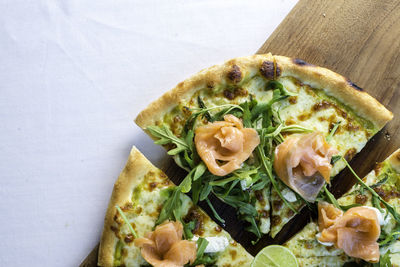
135, 54, 392, 130
387, 148, 400, 173
98, 146, 157, 267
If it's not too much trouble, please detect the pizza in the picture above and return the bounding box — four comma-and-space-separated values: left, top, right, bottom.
98, 146, 253, 267
134, 53, 393, 239
284, 148, 400, 266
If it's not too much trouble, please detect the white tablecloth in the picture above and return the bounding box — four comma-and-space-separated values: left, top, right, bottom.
0, 1, 296, 265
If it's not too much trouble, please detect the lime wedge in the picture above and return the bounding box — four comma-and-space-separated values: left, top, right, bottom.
251, 245, 298, 267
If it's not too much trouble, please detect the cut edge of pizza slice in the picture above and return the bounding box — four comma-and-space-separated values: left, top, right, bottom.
283, 148, 400, 266
98, 146, 253, 267
134, 53, 393, 239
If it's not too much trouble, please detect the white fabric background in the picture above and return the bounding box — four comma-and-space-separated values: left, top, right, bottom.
0, 1, 296, 265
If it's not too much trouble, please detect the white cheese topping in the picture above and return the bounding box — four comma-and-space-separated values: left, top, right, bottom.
316, 233, 334, 246
240, 180, 252, 190
192, 236, 229, 253
282, 188, 297, 202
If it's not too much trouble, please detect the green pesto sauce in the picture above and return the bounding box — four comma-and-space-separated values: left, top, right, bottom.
113, 240, 123, 266
131, 185, 142, 203
313, 87, 377, 135
379, 162, 400, 191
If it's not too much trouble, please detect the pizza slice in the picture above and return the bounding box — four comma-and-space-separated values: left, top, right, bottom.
135, 54, 392, 240
98, 146, 253, 267
284, 148, 400, 266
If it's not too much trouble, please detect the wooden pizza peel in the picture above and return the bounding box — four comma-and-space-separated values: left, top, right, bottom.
80, 0, 400, 265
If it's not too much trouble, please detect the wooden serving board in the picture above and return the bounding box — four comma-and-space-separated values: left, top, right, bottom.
80, 0, 400, 265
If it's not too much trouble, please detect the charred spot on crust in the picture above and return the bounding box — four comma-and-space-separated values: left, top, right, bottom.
227, 65, 242, 83
347, 79, 364, 91
207, 81, 215, 89
260, 60, 281, 79
293, 58, 313, 66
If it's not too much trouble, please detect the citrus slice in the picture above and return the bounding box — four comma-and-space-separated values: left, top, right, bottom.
251, 245, 298, 267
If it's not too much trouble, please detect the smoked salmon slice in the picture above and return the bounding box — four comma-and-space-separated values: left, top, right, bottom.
274, 132, 338, 202
317, 203, 380, 263
134, 221, 197, 267
195, 114, 260, 176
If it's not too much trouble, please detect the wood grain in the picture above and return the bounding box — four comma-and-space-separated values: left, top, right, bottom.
80, 0, 400, 265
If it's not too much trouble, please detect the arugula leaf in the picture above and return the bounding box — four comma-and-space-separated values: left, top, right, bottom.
372, 195, 385, 213
222, 180, 239, 198
147, 125, 189, 155
373, 251, 392, 267
195, 237, 209, 259
182, 220, 195, 240
116, 205, 138, 238
240, 101, 252, 128
191, 178, 202, 205
180, 162, 207, 193
257, 145, 297, 213
244, 215, 262, 241
331, 155, 342, 164
326, 121, 341, 142
251, 174, 269, 191
266, 80, 297, 96
209, 167, 258, 187
197, 96, 213, 122
193, 162, 207, 181
379, 230, 400, 246
341, 156, 400, 224
199, 182, 212, 201
156, 187, 182, 224
192, 237, 217, 266
206, 198, 225, 224
322, 185, 340, 209
156, 188, 199, 239
371, 175, 388, 189
339, 203, 362, 211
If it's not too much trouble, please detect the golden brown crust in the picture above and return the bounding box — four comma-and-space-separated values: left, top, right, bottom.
98, 146, 158, 267
135, 54, 392, 130
274, 55, 393, 129
387, 148, 400, 173
134, 54, 274, 129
